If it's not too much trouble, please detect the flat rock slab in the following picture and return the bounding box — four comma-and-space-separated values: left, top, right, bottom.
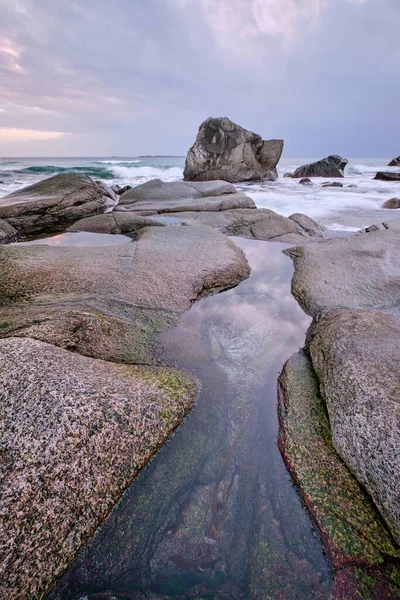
119, 178, 237, 204
0, 225, 249, 363
0, 337, 197, 600
310, 310, 400, 544
117, 192, 255, 214
0, 173, 116, 237
165, 208, 326, 244
278, 350, 400, 599
67, 212, 164, 235
285, 226, 400, 316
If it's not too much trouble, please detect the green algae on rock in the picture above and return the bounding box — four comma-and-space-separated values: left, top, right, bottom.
0, 337, 198, 600
278, 350, 400, 600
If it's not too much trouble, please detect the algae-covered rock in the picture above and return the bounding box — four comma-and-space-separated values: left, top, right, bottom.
0, 337, 198, 600
278, 350, 400, 599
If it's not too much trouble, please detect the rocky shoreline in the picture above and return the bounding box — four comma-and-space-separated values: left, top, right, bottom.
0, 117, 399, 598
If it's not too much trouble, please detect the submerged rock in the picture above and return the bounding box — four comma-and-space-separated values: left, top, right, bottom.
321, 181, 343, 188
374, 172, 400, 181
382, 198, 400, 209
310, 310, 400, 544
278, 350, 400, 599
183, 117, 283, 183
0, 225, 250, 364
0, 173, 116, 237
388, 156, 400, 167
165, 208, 326, 244
293, 155, 348, 178
0, 336, 197, 600
299, 177, 313, 185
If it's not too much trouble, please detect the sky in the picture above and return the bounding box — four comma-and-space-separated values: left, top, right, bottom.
0, 0, 398, 157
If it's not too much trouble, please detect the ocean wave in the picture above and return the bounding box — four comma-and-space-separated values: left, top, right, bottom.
111, 165, 183, 180
5, 165, 115, 179
96, 160, 142, 165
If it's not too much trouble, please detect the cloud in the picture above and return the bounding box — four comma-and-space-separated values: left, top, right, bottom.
0, 127, 67, 143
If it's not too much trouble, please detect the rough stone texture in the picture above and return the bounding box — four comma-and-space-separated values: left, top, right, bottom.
285, 226, 400, 316
0, 226, 250, 364
388, 156, 400, 167
67, 212, 164, 235
119, 178, 237, 205
183, 117, 283, 183
382, 198, 400, 209
0, 174, 116, 237
117, 192, 255, 214
292, 155, 348, 178
0, 337, 198, 600
165, 208, 326, 244
374, 172, 400, 182
0, 218, 17, 243
310, 310, 400, 544
278, 350, 400, 599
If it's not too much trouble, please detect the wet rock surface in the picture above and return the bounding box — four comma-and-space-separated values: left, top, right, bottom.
293, 155, 348, 178
183, 117, 283, 183
0, 337, 197, 600
0, 225, 249, 364
278, 350, 400, 599
67, 212, 164, 235
374, 172, 400, 181
0, 173, 116, 237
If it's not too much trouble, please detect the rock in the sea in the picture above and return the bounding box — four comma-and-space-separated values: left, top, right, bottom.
0, 218, 17, 242
374, 172, 400, 181
0, 173, 116, 237
0, 336, 197, 600
299, 178, 313, 185
388, 156, 400, 167
183, 117, 283, 183
118, 178, 255, 213
382, 197, 400, 209
163, 208, 326, 244
67, 212, 164, 235
283, 172, 293, 178
0, 225, 250, 364
279, 350, 400, 598
310, 310, 400, 544
293, 155, 348, 178
321, 181, 343, 188
285, 226, 400, 316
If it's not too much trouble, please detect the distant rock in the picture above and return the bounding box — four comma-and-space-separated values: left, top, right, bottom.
321, 182, 343, 188
299, 178, 313, 185
0, 218, 17, 242
0, 173, 116, 237
283, 172, 293, 178
388, 156, 400, 167
118, 178, 255, 213
382, 197, 400, 209
183, 117, 283, 183
0, 336, 197, 600
293, 155, 348, 178
374, 172, 400, 181
310, 310, 400, 544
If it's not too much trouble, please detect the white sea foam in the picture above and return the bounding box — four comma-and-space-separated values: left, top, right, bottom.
110, 165, 183, 181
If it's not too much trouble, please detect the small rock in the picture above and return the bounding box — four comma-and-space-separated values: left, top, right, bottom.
299, 178, 313, 185
283, 172, 293, 178
374, 172, 400, 182
388, 156, 400, 167
321, 182, 343, 188
382, 198, 400, 209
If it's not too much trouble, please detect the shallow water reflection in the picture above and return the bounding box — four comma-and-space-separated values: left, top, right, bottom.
49, 239, 332, 600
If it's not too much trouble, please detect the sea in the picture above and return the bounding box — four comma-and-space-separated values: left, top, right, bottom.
1, 156, 399, 231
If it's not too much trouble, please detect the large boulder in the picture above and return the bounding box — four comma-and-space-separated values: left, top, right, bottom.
388, 156, 400, 167
165, 208, 326, 244
0, 226, 250, 364
0, 173, 116, 237
374, 171, 400, 182
183, 117, 283, 183
0, 336, 197, 600
285, 225, 400, 316
117, 179, 255, 213
310, 310, 400, 544
292, 155, 348, 178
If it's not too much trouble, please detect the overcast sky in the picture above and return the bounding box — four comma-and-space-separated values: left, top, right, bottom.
0, 0, 398, 157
